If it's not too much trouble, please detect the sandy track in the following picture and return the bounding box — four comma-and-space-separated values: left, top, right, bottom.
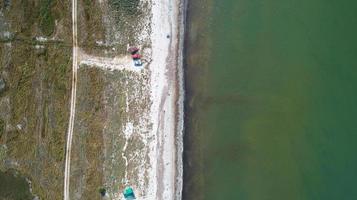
63, 0, 78, 198
78, 51, 144, 72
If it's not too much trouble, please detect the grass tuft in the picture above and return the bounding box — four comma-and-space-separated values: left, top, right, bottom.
39, 0, 55, 36
109, 0, 140, 15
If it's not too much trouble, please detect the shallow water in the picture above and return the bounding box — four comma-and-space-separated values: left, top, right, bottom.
183, 0, 357, 199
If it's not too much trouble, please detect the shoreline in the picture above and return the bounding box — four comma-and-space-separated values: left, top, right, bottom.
174, 0, 187, 198
148, 0, 185, 199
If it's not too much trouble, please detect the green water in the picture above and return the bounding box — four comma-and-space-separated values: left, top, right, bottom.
0, 170, 34, 199
183, 0, 357, 199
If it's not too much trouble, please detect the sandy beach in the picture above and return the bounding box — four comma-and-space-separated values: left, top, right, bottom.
146, 0, 184, 199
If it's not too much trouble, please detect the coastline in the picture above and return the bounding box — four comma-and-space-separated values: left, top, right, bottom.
175, 0, 187, 199
147, 0, 185, 199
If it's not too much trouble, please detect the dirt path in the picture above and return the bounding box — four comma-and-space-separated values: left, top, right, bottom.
63, 0, 78, 198
78, 51, 144, 72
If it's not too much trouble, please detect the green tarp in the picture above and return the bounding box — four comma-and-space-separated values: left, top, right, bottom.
123, 187, 135, 199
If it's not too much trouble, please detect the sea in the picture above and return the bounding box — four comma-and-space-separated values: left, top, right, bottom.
183, 0, 357, 199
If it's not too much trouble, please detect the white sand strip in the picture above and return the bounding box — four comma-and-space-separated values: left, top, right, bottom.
78, 53, 144, 72
147, 0, 182, 199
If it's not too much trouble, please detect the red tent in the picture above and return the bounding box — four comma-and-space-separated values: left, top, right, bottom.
132, 54, 141, 59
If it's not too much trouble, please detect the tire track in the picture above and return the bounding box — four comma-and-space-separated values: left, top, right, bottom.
63, 0, 78, 198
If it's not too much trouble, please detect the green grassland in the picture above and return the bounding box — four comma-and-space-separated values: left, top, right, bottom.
0, 0, 72, 198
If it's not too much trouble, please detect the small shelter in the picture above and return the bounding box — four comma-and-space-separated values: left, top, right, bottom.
123, 186, 136, 200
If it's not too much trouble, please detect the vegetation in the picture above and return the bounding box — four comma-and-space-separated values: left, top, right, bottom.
0, 0, 151, 198
39, 0, 55, 36
109, 0, 140, 15
98, 187, 106, 196
0, 119, 4, 137
1, 38, 71, 199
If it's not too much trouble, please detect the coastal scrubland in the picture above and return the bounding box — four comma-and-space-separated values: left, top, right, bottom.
0, 0, 150, 199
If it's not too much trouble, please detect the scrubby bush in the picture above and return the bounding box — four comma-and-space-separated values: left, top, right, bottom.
109, 0, 140, 15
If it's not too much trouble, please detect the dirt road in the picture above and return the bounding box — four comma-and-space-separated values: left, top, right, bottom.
63, 0, 78, 198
